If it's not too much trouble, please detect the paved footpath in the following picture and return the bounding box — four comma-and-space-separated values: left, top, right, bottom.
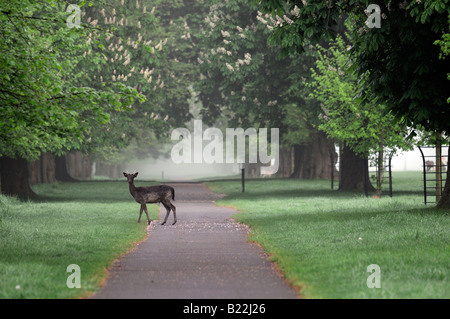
91, 183, 298, 299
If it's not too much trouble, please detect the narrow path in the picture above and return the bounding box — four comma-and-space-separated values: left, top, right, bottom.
91, 183, 298, 299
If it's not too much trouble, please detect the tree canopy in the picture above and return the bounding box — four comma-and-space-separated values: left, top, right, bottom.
256, 0, 450, 134
0, 0, 146, 162
308, 34, 410, 157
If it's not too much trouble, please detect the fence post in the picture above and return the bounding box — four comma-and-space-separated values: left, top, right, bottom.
330, 150, 334, 190
388, 152, 393, 198
418, 146, 427, 204
436, 133, 442, 203
241, 168, 245, 193
364, 157, 369, 197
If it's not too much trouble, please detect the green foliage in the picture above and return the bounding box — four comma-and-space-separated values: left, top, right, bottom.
256, 0, 450, 134
78, 0, 210, 163
0, 0, 145, 161
308, 34, 411, 157
196, 0, 283, 128
433, 13, 450, 103
195, 0, 320, 147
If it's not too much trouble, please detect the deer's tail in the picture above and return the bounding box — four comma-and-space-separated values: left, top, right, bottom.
169, 186, 175, 201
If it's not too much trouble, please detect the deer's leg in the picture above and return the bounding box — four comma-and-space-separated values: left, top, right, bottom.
143, 204, 151, 225
170, 203, 177, 225
161, 202, 171, 225
138, 204, 144, 223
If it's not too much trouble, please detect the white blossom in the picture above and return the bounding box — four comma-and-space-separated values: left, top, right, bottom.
291, 5, 300, 17
283, 15, 294, 25
244, 52, 251, 65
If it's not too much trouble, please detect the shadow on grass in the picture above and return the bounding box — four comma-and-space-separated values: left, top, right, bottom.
29, 177, 424, 205
30, 180, 158, 204
234, 205, 447, 228
210, 184, 423, 202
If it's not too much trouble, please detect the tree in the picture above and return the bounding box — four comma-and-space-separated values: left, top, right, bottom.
78, 0, 208, 176
0, 0, 144, 197
257, 0, 450, 206
195, 0, 336, 179
308, 34, 411, 195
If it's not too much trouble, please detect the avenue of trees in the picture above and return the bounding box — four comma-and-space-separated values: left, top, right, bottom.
1, 0, 449, 207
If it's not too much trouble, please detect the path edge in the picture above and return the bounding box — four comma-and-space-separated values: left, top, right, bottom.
202, 183, 303, 299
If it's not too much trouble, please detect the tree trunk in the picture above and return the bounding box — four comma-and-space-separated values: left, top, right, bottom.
375, 141, 384, 198
339, 144, 375, 192
66, 151, 91, 180
55, 154, 78, 182
41, 153, 56, 184
29, 153, 57, 185
291, 131, 337, 179
437, 143, 450, 209
0, 156, 37, 199
29, 158, 41, 185
274, 147, 294, 177
94, 160, 125, 179
435, 132, 442, 203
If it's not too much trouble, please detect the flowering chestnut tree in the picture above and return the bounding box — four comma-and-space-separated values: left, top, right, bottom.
195, 0, 337, 179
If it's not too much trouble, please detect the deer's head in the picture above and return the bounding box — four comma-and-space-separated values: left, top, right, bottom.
123, 172, 138, 184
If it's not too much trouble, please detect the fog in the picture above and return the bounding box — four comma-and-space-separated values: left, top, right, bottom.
389, 146, 449, 171
123, 156, 239, 182
120, 144, 449, 182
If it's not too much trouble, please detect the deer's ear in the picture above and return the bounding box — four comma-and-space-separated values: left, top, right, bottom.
123, 172, 128, 177
134, 172, 139, 177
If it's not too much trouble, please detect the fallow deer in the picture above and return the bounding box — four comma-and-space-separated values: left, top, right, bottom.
123, 172, 176, 225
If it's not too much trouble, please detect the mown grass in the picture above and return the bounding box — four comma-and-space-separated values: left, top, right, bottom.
206, 172, 450, 299
0, 180, 159, 299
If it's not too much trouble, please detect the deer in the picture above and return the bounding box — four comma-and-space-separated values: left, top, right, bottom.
123, 172, 177, 225
426, 160, 434, 171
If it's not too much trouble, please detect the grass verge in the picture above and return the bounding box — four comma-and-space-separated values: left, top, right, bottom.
206, 172, 450, 298
0, 180, 158, 299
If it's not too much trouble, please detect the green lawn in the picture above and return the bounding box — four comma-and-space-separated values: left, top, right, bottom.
206, 172, 450, 299
1, 172, 448, 299
0, 181, 158, 299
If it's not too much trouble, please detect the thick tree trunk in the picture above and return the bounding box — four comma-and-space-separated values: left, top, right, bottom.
95, 161, 125, 179
274, 147, 294, 177
290, 131, 337, 179
437, 144, 450, 209
42, 153, 56, 183
55, 154, 78, 182
247, 162, 262, 177
66, 151, 91, 180
29, 153, 57, 184
339, 144, 375, 192
29, 159, 41, 185
0, 156, 37, 199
